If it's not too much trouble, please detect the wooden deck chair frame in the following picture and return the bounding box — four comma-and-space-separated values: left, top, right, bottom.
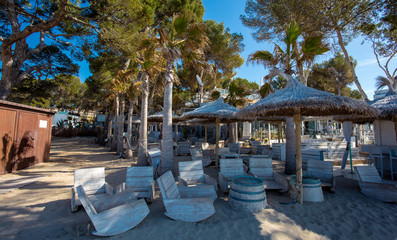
76, 185, 150, 236
355, 166, 397, 203
178, 160, 218, 192
157, 171, 215, 222
248, 157, 288, 192
306, 160, 335, 191
190, 148, 212, 167
117, 166, 155, 202
218, 158, 248, 193
71, 167, 114, 212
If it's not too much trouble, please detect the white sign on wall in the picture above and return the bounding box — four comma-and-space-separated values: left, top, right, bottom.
39, 120, 48, 128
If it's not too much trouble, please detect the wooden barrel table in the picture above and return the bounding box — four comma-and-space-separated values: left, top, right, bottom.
290, 176, 324, 202
229, 175, 267, 212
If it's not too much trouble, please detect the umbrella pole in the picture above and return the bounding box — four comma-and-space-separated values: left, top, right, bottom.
393, 116, 397, 144
215, 118, 220, 167
205, 125, 207, 143
278, 122, 282, 143
294, 109, 303, 204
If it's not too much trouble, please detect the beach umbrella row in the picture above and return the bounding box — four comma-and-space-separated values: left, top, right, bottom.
236, 70, 378, 204
180, 97, 239, 167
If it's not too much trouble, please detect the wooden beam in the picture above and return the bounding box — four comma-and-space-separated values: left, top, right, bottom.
215, 118, 220, 167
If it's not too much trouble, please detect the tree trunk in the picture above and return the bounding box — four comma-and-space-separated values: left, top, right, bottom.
285, 117, 296, 174
106, 111, 114, 148
294, 109, 303, 204
111, 95, 119, 151
117, 94, 125, 155
125, 99, 134, 159
215, 118, 220, 167
0, 49, 14, 100
138, 72, 149, 166
336, 29, 368, 100
161, 60, 174, 173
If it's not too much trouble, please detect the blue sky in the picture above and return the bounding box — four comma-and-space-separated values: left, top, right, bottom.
73, 0, 396, 100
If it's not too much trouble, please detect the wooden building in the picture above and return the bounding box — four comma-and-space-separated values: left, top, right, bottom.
0, 100, 55, 174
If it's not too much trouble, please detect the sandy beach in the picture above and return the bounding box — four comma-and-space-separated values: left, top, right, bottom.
0, 137, 396, 240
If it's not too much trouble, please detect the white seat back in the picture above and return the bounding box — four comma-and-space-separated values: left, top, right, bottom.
157, 171, 180, 199
355, 166, 383, 183
74, 167, 106, 194
220, 158, 244, 178
179, 160, 205, 183
126, 167, 153, 191
190, 148, 203, 159
249, 157, 273, 180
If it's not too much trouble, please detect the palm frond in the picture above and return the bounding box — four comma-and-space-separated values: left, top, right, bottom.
376, 76, 392, 90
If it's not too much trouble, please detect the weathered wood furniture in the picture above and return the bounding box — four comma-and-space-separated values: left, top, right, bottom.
355, 166, 397, 202
228, 143, 241, 154
178, 160, 218, 193
301, 149, 326, 170
190, 148, 212, 167
219, 158, 248, 192
71, 167, 114, 212
272, 143, 286, 161
252, 144, 271, 155
389, 147, 397, 181
157, 171, 216, 222
365, 145, 389, 178
248, 157, 288, 191
76, 185, 149, 236
306, 160, 335, 191
148, 148, 161, 178
117, 166, 155, 202
176, 141, 191, 156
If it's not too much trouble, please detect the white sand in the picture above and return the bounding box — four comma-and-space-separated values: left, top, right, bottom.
0, 137, 396, 240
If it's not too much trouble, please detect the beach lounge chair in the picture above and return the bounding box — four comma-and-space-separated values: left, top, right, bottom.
248, 157, 288, 191
117, 166, 155, 202
148, 148, 161, 178
71, 167, 114, 212
178, 160, 218, 193
228, 143, 241, 154
76, 185, 149, 236
176, 141, 191, 156
219, 158, 248, 192
190, 148, 212, 167
355, 166, 397, 202
306, 160, 335, 191
157, 171, 216, 222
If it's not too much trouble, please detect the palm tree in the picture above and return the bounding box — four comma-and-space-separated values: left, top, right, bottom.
136, 33, 164, 165
125, 75, 142, 159
158, 15, 208, 173
247, 21, 329, 174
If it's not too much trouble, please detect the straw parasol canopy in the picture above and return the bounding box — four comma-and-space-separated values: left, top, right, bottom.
181, 97, 239, 166
147, 111, 183, 123
236, 69, 378, 204
369, 90, 397, 118
181, 97, 239, 121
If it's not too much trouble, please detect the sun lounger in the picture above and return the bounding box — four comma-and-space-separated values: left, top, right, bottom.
306, 160, 335, 191
355, 166, 397, 202
71, 167, 114, 212
157, 171, 216, 222
190, 148, 212, 167
178, 160, 217, 192
117, 166, 155, 202
219, 158, 248, 192
76, 185, 149, 236
176, 141, 191, 156
248, 157, 288, 191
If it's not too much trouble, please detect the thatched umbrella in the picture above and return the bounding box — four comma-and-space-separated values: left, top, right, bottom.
237, 70, 378, 204
181, 97, 239, 167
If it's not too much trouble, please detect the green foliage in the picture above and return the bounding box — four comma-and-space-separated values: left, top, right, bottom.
307, 53, 356, 96
224, 77, 258, 107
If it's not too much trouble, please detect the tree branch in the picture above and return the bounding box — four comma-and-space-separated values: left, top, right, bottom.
16, 64, 51, 83
2, 0, 68, 49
